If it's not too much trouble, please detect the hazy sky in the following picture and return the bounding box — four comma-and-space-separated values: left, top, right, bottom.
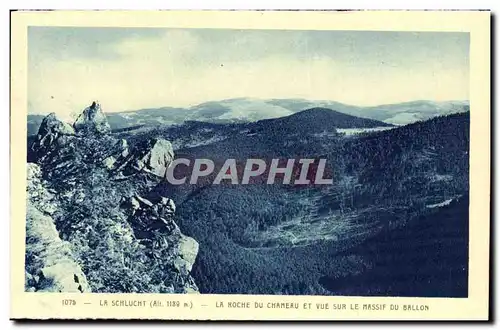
28, 27, 469, 118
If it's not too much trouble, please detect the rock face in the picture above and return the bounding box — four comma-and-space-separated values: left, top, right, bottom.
26, 164, 57, 215
73, 101, 111, 134
128, 194, 177, 230
175, 234, 199, 273
25, 164, 91, 293
31, 113, 75, 157
26, 101, 199, 294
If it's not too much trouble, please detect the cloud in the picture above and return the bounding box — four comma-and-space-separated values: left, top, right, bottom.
28, 28, 469, 118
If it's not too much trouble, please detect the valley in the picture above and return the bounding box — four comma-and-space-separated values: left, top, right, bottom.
27, 98, 469, 136
26, 102, 470, 297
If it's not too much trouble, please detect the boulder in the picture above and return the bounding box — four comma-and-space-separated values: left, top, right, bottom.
133, 138, 174, 178
107, 138, 174, 181
103, 139, 130, 169
103, 156, 117, 169
38, 263, 89, 293
118, 139, 129, 158
73, 101, 111, 134
175, 234, 199, 273
183, 286, 200, 294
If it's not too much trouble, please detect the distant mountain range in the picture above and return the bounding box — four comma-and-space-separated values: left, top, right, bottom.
27, 98, 469, 136
26, 100, 469, 297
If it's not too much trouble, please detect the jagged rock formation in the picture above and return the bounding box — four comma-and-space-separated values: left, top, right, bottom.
132, 138, 174, 178
26, 101, 199, 294
73, 101, 111, 134
26, 164, 91, 292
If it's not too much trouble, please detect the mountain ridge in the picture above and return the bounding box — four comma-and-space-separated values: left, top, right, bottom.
151, 110, 469, 296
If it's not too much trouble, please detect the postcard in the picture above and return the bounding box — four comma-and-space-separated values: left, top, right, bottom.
10, 10, 490, 320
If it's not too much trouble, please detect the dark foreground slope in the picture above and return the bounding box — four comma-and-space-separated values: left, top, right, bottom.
320, 196, 469, 297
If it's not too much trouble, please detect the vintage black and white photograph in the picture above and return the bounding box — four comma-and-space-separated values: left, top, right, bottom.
23, 25, 473, 299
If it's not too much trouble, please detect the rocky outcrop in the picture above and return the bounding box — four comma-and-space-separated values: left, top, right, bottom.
26, 164, 57, 215
124, 193, 198, 293
26, 101, 199, 294
127, 194, 175, 219
103, 139, 129, 169
109, 137, 174, 181
175, 234, 199, 273
31, 113, 75, 158
25, 164, 91, 293
126, 194, 178, 231
131, 138, 174, 178
73, 101, 111, 134
25, 205, 91, 293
